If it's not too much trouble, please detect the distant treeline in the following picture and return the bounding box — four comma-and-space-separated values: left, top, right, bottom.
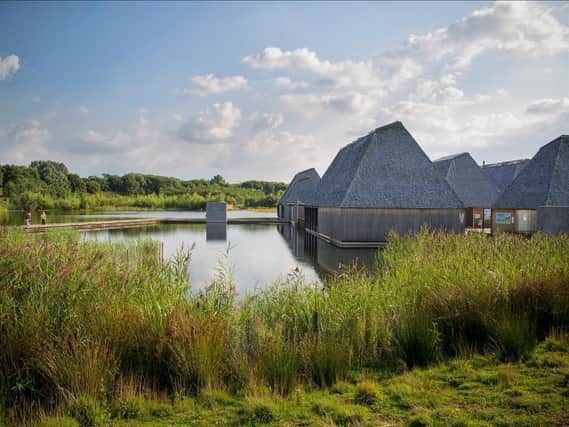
0, 160, 287, 210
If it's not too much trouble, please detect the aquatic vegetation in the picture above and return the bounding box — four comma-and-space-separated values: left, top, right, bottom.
0, 228, 568, 425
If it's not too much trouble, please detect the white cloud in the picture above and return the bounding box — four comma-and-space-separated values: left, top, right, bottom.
179, 101, 241, 142
0, 120, 51, 163
380, 95, 569, 155
273, 76, 309, 90
525, 97, 569, 115
281, 92, 374, 116
182, 73, 248, 96
407, 1, 569, 69
79, 105, 90, 114
410, 74, 464, 103
243, 46, 390, 93
0, 54, 19, 80
250, 112, 284, 133
32, 96, 41, 103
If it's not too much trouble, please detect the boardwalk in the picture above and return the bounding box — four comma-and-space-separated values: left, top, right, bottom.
18, 217, 287, 233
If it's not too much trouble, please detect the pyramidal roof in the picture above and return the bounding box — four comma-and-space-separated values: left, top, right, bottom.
483, 158, 529, 192
279, 168, 320, 204
493, 135, 569, 209
434, 152, 500, 207
311, 121, 463, 208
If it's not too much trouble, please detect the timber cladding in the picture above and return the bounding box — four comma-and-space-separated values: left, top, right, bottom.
318, 207, 466, 243
537, 206, 569, 235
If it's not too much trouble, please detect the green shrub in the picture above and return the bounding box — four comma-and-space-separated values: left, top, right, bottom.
252, 403, 274, 423
330, 381, 354, 395
354, 381, 380, 406
110, 397, 142, 419
148, 402, 175, 418
36, 416, 80, 427
407, 413, 434, 427
68, 395, 106, 427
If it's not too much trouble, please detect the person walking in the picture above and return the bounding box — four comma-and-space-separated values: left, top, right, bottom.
24, 210, 32, 226
40, 210, 47, 225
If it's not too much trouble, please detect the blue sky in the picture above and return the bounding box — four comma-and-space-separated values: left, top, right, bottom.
1, 1, 567, 181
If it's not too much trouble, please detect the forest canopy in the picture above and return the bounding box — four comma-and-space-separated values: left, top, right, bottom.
0, 161, 287, 210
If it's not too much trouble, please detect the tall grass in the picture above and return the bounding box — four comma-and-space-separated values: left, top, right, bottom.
0, 228, 568, 423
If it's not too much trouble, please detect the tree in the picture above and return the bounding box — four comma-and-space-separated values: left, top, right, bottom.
85, 178, 101, 194
30, 161, 70, 196
210, 174, 227, 186
120, 173, 145, 195
67, 173, 86, 193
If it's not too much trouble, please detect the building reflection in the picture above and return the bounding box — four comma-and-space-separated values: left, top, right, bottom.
277, 224, 379, 280
206, 222, 227, 241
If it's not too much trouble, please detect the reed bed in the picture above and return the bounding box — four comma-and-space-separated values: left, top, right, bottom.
0, 228, 567, 424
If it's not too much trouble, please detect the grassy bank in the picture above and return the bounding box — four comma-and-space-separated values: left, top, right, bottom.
0, 229, 568, 425
8, 191, 279, 212
30, 337, 569, 426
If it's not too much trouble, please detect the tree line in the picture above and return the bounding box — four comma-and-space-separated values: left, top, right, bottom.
0, 161, 287, 211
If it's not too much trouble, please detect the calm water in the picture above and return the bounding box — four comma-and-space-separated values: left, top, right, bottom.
1, 209, 275, 226
82, 223, 378, 296
3, 209, 378, 295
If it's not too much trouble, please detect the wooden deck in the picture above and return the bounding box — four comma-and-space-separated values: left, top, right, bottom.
20, 217, 287, 232
305, 228, 387, 248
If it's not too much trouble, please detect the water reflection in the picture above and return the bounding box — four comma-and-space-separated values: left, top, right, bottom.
206, 223, 227, 241
80, 222, 379, 296
82, 223, 321, 297
276, 224, 379, 275
0, 209, 275, 226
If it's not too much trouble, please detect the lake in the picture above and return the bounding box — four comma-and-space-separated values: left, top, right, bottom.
3, 209, 379, 295
0, 209, 274, 226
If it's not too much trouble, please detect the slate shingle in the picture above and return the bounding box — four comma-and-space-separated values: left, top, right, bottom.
279, 168, 321, 205
483, 159, 529, 192
311, 121, 464, 208
493, 135, 569, 209
434, 152, 500, 207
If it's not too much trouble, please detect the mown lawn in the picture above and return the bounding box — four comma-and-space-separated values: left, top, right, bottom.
33, 334, 569, 427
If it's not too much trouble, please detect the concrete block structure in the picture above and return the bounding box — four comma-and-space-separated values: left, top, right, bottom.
206, 201, 227, 223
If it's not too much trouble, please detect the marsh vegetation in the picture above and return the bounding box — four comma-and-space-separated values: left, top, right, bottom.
0, 229, 568, 426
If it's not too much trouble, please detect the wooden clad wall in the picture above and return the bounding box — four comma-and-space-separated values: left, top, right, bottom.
318, 208, 466, 243
537, 206, 569, 235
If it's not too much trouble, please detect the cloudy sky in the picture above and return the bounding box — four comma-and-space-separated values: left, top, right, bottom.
1, 1, 567, 182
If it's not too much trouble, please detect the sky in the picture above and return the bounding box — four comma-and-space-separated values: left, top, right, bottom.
0, 1, 568, 182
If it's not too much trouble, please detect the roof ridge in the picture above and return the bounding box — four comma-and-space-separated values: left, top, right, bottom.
434, 152, 470, 162
544, 140, 563, 205
483, 158, 529, 168
339, 131, 376, 207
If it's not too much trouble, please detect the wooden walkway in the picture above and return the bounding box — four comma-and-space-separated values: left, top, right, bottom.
21, 217, 287, 233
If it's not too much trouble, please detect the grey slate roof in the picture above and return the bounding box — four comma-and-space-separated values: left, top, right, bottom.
434, 152, 500, 207
483, 159, 529, 192
279, 168, 321, 205
310, 121, 464, 208
493, 135, 569, 209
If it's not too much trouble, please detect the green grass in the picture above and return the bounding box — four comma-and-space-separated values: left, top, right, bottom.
29, 338, 569, 426
0, 228, 568, 426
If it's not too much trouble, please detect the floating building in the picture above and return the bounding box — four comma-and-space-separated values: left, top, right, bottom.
492, 135, 568, 235
304, 121, 465, 245
483, 159, 529, 192
434, 152, 500, 229
277, 168, 320, 224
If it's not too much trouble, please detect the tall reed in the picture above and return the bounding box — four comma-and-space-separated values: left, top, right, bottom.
1, 228, 568, 423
